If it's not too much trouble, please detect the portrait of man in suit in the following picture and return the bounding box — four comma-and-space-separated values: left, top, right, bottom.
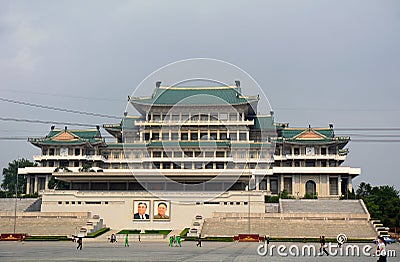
133, 201, 150, 220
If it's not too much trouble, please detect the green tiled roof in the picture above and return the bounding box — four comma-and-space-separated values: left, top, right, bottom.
281, 128, 334, 139
131, 86, 258, 106
253, 115, 275, 130
276, 127, 349, 145
47, 129, 101, 139
29, 129, 104, 147
107, 143, 145, 148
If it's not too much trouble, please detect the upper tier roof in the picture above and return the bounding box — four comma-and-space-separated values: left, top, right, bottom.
130, 85, 259, 107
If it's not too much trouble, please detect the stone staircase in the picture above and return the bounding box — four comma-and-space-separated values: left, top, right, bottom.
280, 199, 367, 214
0, 211, 90, 236
0, 198, 39, 212
201, 217, 377, 238
201, 199, 377, 239
24, 198, 42, 212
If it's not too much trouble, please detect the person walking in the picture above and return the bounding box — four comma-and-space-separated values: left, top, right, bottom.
138, 235, 141, 243
319, 236, 329, 256
375, 236, 387, 262
76, 237, 83, 250
176, 235, 181, 247
196, 234, 202, 247
124, 234, 129, 247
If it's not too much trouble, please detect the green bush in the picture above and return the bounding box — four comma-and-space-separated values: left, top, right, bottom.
117, 229, 171, 235
183, 236, 233, 242
22, 192, 39, 198
303, 193, 318, 199
117, 229, 141, 234
25, 235, 71, 241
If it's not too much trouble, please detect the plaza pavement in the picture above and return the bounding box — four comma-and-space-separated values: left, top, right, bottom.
0, 240, 398, 261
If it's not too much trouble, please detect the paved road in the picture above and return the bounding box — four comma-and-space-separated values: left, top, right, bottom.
0, 241, 398, 261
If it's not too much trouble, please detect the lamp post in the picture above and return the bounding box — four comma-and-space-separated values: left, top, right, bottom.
13, 159, 19, 234
248, 174, 255, 234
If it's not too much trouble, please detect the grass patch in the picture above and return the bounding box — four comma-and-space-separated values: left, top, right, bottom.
25, 235, 71, 241
180, 228, 190, 237
117, 230, 141, 234
183, 236, 234, 242
85, 227, 110, 238
117, 229, 171, 235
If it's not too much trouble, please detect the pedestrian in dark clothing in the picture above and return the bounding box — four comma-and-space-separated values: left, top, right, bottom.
77, 237, 83, 250
196, 234, 202, 247
319, 236, 329, 256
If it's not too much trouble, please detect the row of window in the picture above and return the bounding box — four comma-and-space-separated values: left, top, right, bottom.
276, 146, 338, 156
147, 112, 246, 122
57, 201, 108, 205
274, 160, 338, 167
141, 131, 248, 141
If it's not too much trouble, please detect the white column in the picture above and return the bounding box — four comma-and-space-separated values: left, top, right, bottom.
26, 175, 31, 194
34, 176, 38, 194
280, 175, 284, 193
291, 174, 295, 195
255, 175, 260, 190
338, 175, 342, 196
348, 176, 353, 192
266, 176, 270, 192
45, 175, 49, 190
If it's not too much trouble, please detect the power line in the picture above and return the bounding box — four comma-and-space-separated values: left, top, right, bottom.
0, 89, 126, 103
0, 97, 122, 119
0, 117, 97, 127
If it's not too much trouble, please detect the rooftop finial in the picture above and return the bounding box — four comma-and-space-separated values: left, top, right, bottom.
235, 80, 240, 88
64, 126, 67, 132
156, 81, 162, 88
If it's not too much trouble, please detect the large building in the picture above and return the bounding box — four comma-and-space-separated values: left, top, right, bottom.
18, 82, 361, 230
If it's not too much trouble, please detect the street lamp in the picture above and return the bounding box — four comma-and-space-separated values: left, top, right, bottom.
248, 174, 256, 234
13, 159, 19, 234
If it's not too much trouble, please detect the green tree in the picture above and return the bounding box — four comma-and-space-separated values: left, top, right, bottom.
48, 176, 70, 190
356, 182, 400, 228
1, 158, 36, 196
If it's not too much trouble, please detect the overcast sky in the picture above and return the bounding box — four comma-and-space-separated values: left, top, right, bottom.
1, 0, 399, 190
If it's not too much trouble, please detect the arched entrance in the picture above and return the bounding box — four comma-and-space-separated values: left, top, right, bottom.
305, 180, 316, 195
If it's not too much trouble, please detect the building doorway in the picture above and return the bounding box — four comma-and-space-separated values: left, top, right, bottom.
305, 180, 316, 195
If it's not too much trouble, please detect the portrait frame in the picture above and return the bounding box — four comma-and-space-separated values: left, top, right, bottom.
133, 200, 151, 221
153, 200, 171, 220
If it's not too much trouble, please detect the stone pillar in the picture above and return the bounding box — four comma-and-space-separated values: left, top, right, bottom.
45, 175, 49, 190
280, 175, 284, 193
291, 174, 295, 196
348, 176, 353, 192
255, 175, 260, 191
26, 175, 31, 194
338, 175, 342, 196
266, 176, 270, 192
34, 176, 38, 194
